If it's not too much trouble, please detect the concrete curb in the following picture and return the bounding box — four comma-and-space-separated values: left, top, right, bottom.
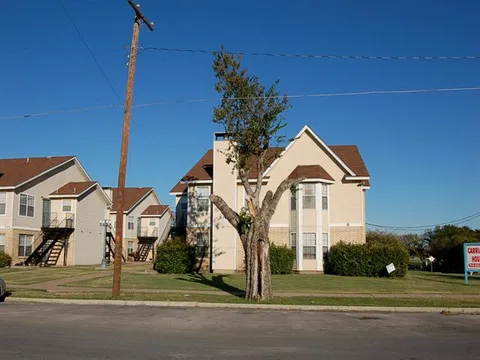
6, 297, 480, 314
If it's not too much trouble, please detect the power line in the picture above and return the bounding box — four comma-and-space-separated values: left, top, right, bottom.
367, 212, 480, 231
140, 46, 480, 61
2, 86, 480, 120
58, 0, 123, 104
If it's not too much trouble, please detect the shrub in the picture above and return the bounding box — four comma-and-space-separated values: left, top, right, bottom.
0, 251, 12, 268
270, 244, 295, 275
324, 241, 409, 277
155, 239, 196, 274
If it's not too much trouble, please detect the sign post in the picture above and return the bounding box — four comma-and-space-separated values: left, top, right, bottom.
464, 243, 480, 285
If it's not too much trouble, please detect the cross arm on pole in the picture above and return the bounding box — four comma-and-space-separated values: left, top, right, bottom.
127, 0, 155, 31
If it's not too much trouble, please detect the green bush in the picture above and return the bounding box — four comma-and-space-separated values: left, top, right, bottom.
0, 251, 12, 268
324, 241, 409, 277
270, 244, 295, 275
155, 239, 196, 274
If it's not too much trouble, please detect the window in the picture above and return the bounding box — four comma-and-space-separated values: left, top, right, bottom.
303, 184, 315, 209
0, 234, 5, 253
290, 193, 296, 211
303, 233, 316, 260
322, 184, 328, 210
0, 192, 6, 215
180, 196, 187, 211
149, 219, 156, 226
62, 199, 72, 212
18, 234, 33, 257
127, 216, 135, 230
127, 241, 134, 255
322, 233, 329, 254
195, 186, 209, 212
290, 233, 297, 251
196, 232, 209, 257
19, 194, 35, 217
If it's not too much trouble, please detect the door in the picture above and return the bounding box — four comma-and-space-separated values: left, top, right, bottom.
42, 199, 51, 227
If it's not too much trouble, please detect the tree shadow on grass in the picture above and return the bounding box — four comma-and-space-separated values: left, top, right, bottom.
176, 273, 245, 298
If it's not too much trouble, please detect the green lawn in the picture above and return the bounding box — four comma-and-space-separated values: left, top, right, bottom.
64, 271, 480, 294
0, 263, 151, 285
7, 289, 480, 308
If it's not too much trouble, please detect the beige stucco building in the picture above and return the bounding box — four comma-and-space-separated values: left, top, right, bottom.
170, 125, 370, 272
0, 156, 111, 266
104, 187, 172, 262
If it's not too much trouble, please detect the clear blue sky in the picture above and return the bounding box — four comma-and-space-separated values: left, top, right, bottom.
1, 0, 479, 231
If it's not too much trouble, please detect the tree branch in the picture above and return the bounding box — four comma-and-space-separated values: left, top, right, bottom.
210, 194, 240, 229
239, 168, 254, 199
253, 150, 266, 206
265, 177, 305, 221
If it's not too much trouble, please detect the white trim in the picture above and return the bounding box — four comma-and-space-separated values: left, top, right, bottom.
49, 182, 98, 199
344, 176, 370, 181
140, 208, 169, 218
211, 145, 217, 271
263, 125, 356, 177
327, 184, 331, 258
0, 186, 15, 190
180, 180, 212, 184
302, 178, 335, 184
233, 167, 237, 270
361, 186, 371, 190
169, 192, 183, 196
329, 222, 363, 227
73, 157, 93, 182
297, 184, 303, 271
315, 183, 322, 271
11, 226, 42, 231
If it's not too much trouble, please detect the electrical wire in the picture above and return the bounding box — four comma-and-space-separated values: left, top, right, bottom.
367, 212, 480, 231
58, 0, 123, 104
2, 86, 480, 120
140, 47, 480, 61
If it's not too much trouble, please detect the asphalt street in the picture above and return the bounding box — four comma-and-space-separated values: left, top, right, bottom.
1, 302, 478, 359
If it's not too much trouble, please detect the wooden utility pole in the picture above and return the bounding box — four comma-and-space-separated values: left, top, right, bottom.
112, 0, 154, 298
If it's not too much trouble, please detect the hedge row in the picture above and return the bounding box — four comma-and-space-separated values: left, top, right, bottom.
270, 244, 295, 275
155, 239, 196, 274
324, 241, 409, 277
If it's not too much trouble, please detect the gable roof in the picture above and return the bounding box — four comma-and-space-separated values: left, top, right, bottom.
170, 125, 370, 194
50, 181, 96, 197
0, 156, 77, 189
288, 165, 334, 182
330, 145, 370, 177
170, 150, 213, 194
141, 205, 169, 217
111, 187, 153, 213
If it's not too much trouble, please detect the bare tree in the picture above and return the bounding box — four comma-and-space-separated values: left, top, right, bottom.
209, 48, 303, 301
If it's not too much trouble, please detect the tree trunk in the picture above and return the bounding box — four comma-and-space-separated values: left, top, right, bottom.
245, 238, 259, 299
258, 238, 273, 300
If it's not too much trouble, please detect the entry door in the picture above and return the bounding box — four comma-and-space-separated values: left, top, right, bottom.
42, 199, 51, 227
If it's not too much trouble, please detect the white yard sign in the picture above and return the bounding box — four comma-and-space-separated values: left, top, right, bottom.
386, 263, 396, 274
464, 243, 480, 285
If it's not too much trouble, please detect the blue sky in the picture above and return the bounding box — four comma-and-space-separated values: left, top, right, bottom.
1, 0, 479, 231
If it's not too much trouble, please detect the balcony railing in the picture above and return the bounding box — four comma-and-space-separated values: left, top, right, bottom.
137, 227, 158, 238
42, 212, 75, 229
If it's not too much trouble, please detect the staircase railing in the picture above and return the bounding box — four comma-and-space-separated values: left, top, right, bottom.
42, 212, 75, 229
137, 227, 158, 238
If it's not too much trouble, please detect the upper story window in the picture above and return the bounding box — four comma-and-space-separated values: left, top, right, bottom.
195, 186, 209, 212
0, 233, 5, 252
322, 184, 328, 210
0, 192, 6, 215
302, 184, 315, 209
149, 219, 156, 226
127, 215, 135, 230
290, 192, 296, 211
19, 194, 35, 217
62, 199, 72, 212
180, 196, 187, 211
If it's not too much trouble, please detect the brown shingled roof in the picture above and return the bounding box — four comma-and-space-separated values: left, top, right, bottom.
288, 165, 334, 181
0, 156, 75, 188
50, 181, 96, 196
170, 150, 213, 193
141, 205, 169, 216
111, 187, 153, 212
330, 145, 370, 177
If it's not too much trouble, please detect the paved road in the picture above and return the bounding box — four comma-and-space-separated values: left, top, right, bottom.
1, 303, 478, 359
